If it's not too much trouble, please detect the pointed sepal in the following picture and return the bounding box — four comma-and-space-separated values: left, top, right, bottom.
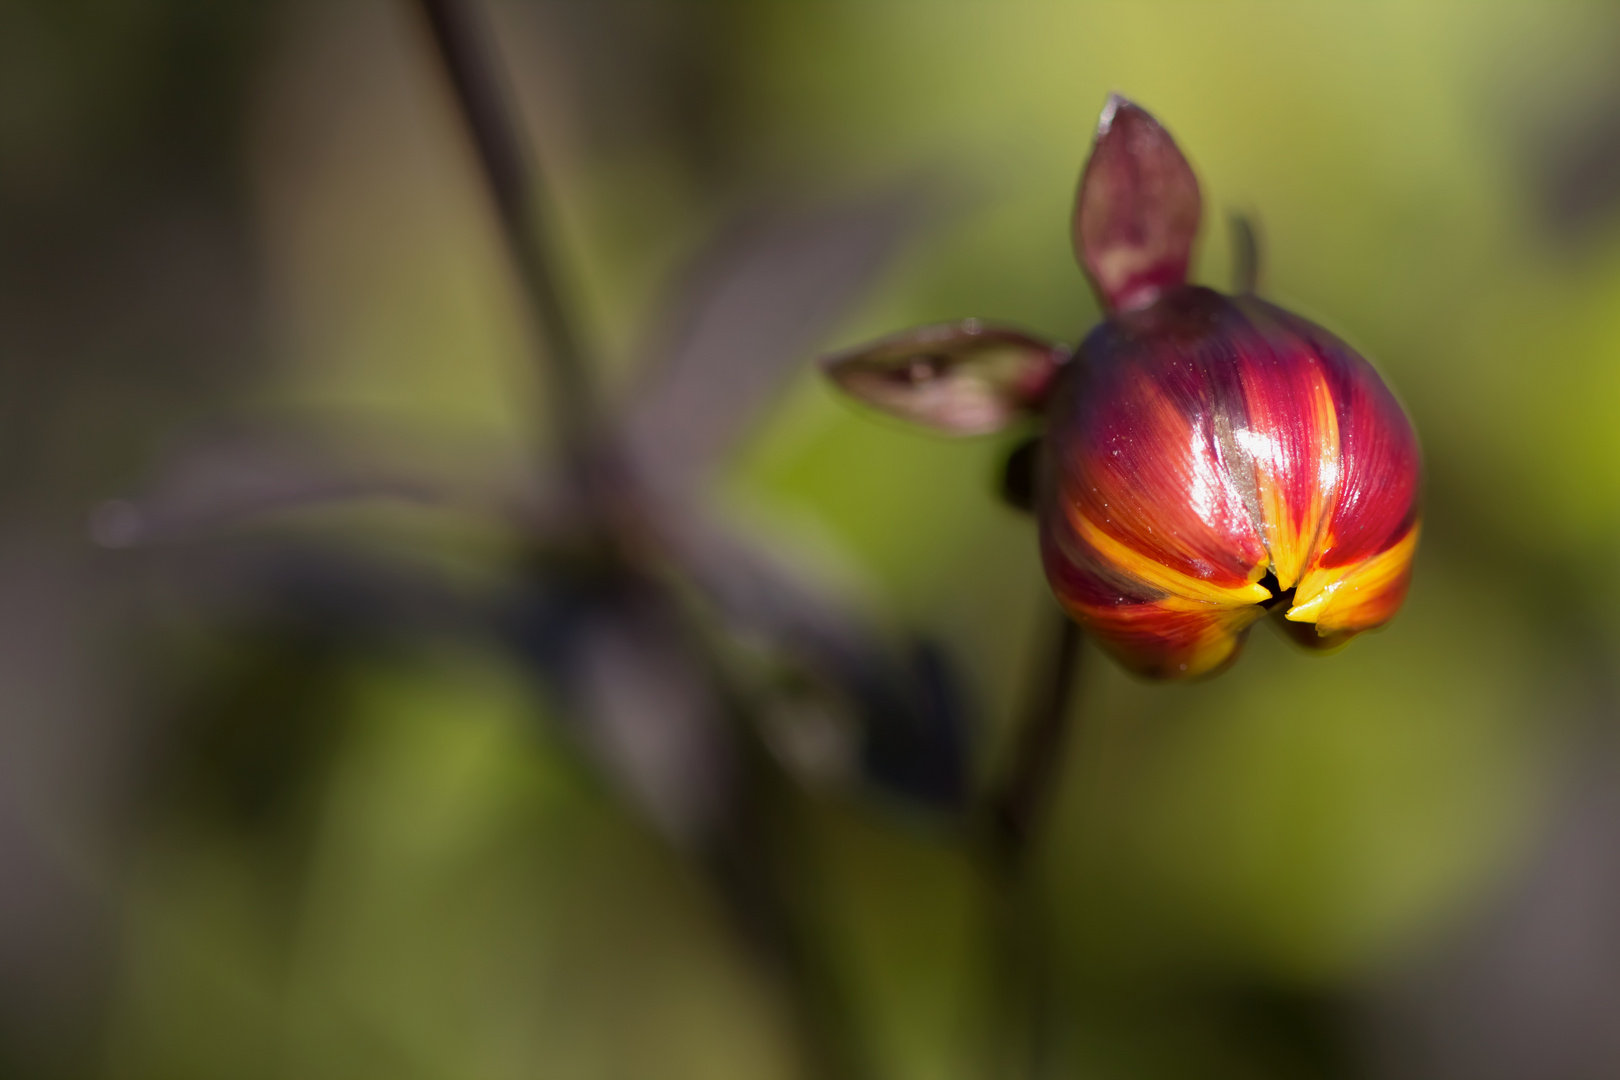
820, 320, 1066, 436
1073, 95, 1202, 314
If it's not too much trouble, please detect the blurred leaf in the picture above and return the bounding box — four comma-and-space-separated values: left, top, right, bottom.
89, 425, 535, 547
622, 189, 932, 494
664, 514, 972, 812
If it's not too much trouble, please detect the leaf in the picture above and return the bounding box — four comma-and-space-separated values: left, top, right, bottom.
621, 188, 931, 495
1073, 94, 1202, 313
568, 597, 736, 845
86, 425, 537, 547
820, 320, 1066, 436
658, 512, 973, 813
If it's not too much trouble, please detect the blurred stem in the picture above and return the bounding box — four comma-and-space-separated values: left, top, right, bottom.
986, 608, 1084, 873
414, 0, 600, 504
708, 770, 872, 1080
976, 606, 1085, 1078
411, 6, 867, 1078
1230, 211, 1261, 295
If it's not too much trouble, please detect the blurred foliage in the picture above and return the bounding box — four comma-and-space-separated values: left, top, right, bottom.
4, 1, 1620, 1078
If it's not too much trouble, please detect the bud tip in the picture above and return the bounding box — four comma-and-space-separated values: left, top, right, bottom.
1097, 92, 1132, 135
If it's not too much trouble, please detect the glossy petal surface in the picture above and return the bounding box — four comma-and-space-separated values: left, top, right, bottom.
1039, 287, 1420, 679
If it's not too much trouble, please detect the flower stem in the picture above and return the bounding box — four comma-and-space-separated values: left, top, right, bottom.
976, 604, 1085, 1077
414, 0, 600, 505
410, 7, 866, 1078
986, 608, 1084, 873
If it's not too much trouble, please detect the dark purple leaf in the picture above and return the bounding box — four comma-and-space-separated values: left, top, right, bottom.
658, 512, 972, 812
87, 426, 546, 547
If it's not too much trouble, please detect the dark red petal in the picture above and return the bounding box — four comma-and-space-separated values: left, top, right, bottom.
1074, 95, 1202, 314
1254, 301, 1422, 571
1047, 291, 1268, 595
820, 320, 1066, 436
1040, 514, 1265, 679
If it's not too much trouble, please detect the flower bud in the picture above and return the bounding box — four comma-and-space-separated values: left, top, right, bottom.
820, 95, 1421, 680
1039, 286, 1420, 678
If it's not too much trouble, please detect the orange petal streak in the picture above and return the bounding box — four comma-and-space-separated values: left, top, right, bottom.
1066, 502, 1271, 609
1289, 522, 1419, 635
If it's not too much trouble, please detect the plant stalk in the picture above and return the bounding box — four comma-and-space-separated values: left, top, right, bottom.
415, 0, 600, 505
977, 605, 1085, 1078
410, 6, 864, 1078
987, 608, 1084, 873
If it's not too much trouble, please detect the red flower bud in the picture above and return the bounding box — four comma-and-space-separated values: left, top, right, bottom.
1039, 286, 1420, 678
821, 95, 1421, 680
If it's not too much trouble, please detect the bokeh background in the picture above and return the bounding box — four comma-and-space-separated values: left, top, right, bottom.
5, 2, 1620, 1078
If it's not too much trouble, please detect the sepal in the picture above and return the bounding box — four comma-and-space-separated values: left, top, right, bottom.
1073, 95, 1201, 313
820, 320, 1066, 435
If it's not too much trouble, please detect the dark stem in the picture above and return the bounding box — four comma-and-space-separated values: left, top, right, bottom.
414, 0, 600, 500
410, 6, 865, 1077
985, 607, 1084, 874
975, 605, 1085, 1078
1229, 211, 1262, 295
707, 783, 872, 1080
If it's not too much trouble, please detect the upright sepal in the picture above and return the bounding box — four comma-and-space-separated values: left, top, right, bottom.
1074, 95, 1201, 314
820, 320, 1066, 435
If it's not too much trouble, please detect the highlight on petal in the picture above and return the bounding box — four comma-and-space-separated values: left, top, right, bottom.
1223, 298, 1344, 592
820, 320, 1067, 435
1073, 95, 1202, 314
